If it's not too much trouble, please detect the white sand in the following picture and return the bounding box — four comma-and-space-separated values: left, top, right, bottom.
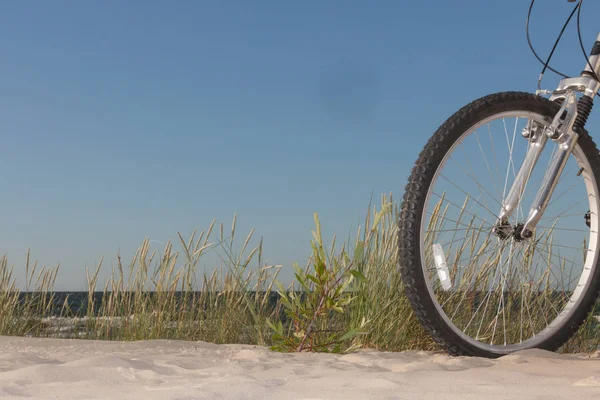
0, 336, 598, 399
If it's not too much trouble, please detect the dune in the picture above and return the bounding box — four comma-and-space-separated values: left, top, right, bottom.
0, 336, 597, 399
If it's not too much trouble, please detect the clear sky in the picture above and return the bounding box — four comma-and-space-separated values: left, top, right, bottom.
1, 0, 599, 290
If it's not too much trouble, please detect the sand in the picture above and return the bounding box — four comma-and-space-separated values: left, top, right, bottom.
0, 336, 597, 399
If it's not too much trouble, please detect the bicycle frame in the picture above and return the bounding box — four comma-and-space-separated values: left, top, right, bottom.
496, 33, 600, 239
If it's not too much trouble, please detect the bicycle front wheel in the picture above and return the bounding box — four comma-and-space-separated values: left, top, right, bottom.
399, 91, 600, 357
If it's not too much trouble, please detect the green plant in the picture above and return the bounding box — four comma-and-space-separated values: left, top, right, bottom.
267, 213, 368, 353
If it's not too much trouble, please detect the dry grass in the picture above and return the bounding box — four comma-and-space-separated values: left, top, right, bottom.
0, 196, 597, 353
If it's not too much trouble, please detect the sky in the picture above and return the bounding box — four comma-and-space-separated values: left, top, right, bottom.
1, 0, 600, 291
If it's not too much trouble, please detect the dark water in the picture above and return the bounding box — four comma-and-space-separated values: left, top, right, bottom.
19, 291, 283, 317
18, 291, 600, 318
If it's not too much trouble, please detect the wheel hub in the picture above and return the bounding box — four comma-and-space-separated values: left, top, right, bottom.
492, 221, 528, 242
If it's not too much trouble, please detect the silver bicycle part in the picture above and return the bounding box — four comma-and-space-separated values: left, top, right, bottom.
551, 75, 600, 99
520, 91, 579, 237
497, 120, 548, 225
582, 33, 600, 80
498, 32, 600, 238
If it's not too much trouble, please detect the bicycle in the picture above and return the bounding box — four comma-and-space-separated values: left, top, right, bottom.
398, 0, 600, 357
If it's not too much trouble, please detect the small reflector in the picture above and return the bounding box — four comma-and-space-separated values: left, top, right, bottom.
433, 244, 452, 291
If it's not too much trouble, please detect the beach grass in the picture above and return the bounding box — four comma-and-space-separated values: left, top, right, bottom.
0, 194, 597, 353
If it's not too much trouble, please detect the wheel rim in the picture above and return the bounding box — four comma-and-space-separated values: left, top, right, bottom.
420, 110, 599, 354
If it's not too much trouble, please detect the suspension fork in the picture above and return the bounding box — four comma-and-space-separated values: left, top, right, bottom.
496, 119, 548, 226
495, 92, 588, 239
494, 93, 579, 239
519, 92, 581, 238
495, 33, 600, 239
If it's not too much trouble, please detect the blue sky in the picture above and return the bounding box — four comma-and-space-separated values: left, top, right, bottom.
1, 0, 599, 290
